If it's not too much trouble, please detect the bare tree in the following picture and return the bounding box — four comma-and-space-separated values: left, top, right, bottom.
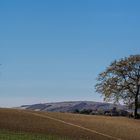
95, 55, 140, 119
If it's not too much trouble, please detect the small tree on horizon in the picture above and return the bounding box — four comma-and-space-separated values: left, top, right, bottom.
95, 55, 140, 119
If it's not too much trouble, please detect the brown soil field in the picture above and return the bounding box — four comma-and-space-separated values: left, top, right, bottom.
0, 109, 140, 140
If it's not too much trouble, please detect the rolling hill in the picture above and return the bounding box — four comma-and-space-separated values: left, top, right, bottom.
18, 101, 125, 112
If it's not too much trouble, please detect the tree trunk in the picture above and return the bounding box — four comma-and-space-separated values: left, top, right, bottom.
134, 95, 138, 119
134, 85, 140, 119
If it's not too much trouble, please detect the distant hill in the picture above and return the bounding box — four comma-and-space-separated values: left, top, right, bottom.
18, 101, 126, 112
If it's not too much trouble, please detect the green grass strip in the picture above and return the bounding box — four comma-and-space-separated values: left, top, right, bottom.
0, 130, 73, 140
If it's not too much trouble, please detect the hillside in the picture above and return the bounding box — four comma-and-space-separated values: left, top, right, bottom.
19, 101, 125, 112
0, 109, 140, 140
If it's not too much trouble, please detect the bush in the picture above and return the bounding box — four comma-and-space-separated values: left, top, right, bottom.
73, 109, 80, 114
80, 109, 93, 115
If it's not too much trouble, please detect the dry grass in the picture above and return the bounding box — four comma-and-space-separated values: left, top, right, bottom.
0, 109, 140, 140
43, 112, 140, 140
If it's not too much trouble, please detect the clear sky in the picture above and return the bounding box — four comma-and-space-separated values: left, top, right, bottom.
0, 0, 140, 107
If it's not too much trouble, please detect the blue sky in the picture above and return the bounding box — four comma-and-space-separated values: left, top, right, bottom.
0, 0, 140, 107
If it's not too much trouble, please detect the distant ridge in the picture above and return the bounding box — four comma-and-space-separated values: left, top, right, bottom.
18, 101, 126, 112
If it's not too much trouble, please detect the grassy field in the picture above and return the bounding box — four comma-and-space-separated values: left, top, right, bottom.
0, 130, 72, 140
0, 109, 140, 140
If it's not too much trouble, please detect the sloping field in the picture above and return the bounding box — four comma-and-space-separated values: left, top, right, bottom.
0, 109, 139, 140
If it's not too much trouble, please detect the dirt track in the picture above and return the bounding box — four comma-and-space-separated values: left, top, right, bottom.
31, 112, 122, 140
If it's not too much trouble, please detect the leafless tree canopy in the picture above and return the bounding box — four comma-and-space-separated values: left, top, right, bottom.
95, 55, 140, 118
